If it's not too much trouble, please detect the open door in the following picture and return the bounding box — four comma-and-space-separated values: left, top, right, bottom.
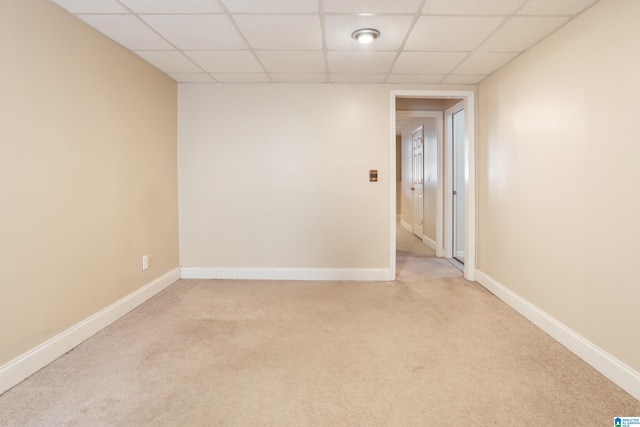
452, 107, 465, 263
411, 125, 424, 238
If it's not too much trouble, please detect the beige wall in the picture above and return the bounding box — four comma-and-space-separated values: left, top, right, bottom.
0, 0, 179, 366
179, 84, 391, 269
477, 0, 640, 373
179, 84, 470, 270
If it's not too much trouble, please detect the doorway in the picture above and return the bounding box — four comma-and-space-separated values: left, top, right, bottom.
390, 90, 476, 282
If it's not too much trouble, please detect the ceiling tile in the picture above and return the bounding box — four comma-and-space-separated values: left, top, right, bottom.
441, 75, 486, 84
516, 0, 599, 16
141, 15, 246, 50
422, 0, 527, 15
134, 50, 203, 73
168, 73, 216, 83
329, 74, 387, 83
256, 51, 326, 73
328, 51, 397, 73
118, 0, 224, 13
392, 52, 467, 74
49, 0, 129, 13
478, 16, 569, 52
405, 16, 504, 51
271, 74, 327, 83
453, 52, 518, 74
324, 15, 414, 51
386, 74, 444, 84
220, 0, 318, 13
211, 73, 272, 83
233, 15, 323, 50
185, 50, 264, 73
77, 15, 173, 50
323, 0, 423, 14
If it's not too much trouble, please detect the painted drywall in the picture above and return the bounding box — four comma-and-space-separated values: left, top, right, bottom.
396, 98, 446, 111
178, 84, 471, 271
0, 0, 179, 366
477, 0, 640, 373
400, 117, 438, 243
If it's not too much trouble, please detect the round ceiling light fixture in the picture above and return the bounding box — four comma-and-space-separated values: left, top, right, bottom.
351, 28, 380, 44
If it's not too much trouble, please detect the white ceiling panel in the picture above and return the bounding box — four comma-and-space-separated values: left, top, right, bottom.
212, 73, 272, 83
517, 0, 599, 16
256, 51, 326, 74
423, 0, 527, 15
478, 16, 569, 52
386, 74, 445, 84
328, 51, 397, 74
405, 16, 504, 51
134, 50, 203, 73
233, 15, 323, 50
220, 0, 318, 13
453, 52, 518, 74
441, 75, 486, 84
185, 50, 264, 73
393, 52, 468, 74
118, 0, 224, 13
49, 0, 601, 83
168, 73, 216, 83
141, 15, 245, 50
323, 0, 423, 14
324, 15, 414, 51
77, 15, 173, 50
271, 74, 327, 83
49, 0, 129, 13
329, 74, 387, 83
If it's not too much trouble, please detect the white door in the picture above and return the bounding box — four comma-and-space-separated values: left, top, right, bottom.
411, 125, 424, 238
452, 109, 465, 263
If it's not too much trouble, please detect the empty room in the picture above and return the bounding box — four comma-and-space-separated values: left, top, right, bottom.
1, 0, 639, 425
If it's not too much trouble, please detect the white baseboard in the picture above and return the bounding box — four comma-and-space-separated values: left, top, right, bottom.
0, 268, 181, 395
400, 220, 412, 233
475, 270, 640, 401
181, 267, 392, 281
422, 235, 437, 251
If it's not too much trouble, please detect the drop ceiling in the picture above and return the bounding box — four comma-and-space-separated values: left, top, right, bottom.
48, 0, 600, 84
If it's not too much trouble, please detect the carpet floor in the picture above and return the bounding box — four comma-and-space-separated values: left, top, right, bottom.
0, 229, 638, 425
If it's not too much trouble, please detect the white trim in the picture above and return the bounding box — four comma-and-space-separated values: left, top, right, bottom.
181, 267, 392, 281
463, 94, 476, 281
422, 235, 437, 251
390, 95, 397, 280
475, 270, 640, 401
400, 219, 412, 233
0, 268, 181, 395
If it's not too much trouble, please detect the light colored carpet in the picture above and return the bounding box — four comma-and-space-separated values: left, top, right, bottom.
396, 220, 437, 258
1, 243, 638, 425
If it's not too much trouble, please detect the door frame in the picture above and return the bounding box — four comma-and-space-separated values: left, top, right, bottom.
390, 90, 476, 281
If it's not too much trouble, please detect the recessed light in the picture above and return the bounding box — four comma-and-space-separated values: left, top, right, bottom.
351, 28, 380, 44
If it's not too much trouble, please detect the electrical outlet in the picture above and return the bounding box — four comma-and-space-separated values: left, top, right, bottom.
142, 255, 149, 271
148, 253, 154, 267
